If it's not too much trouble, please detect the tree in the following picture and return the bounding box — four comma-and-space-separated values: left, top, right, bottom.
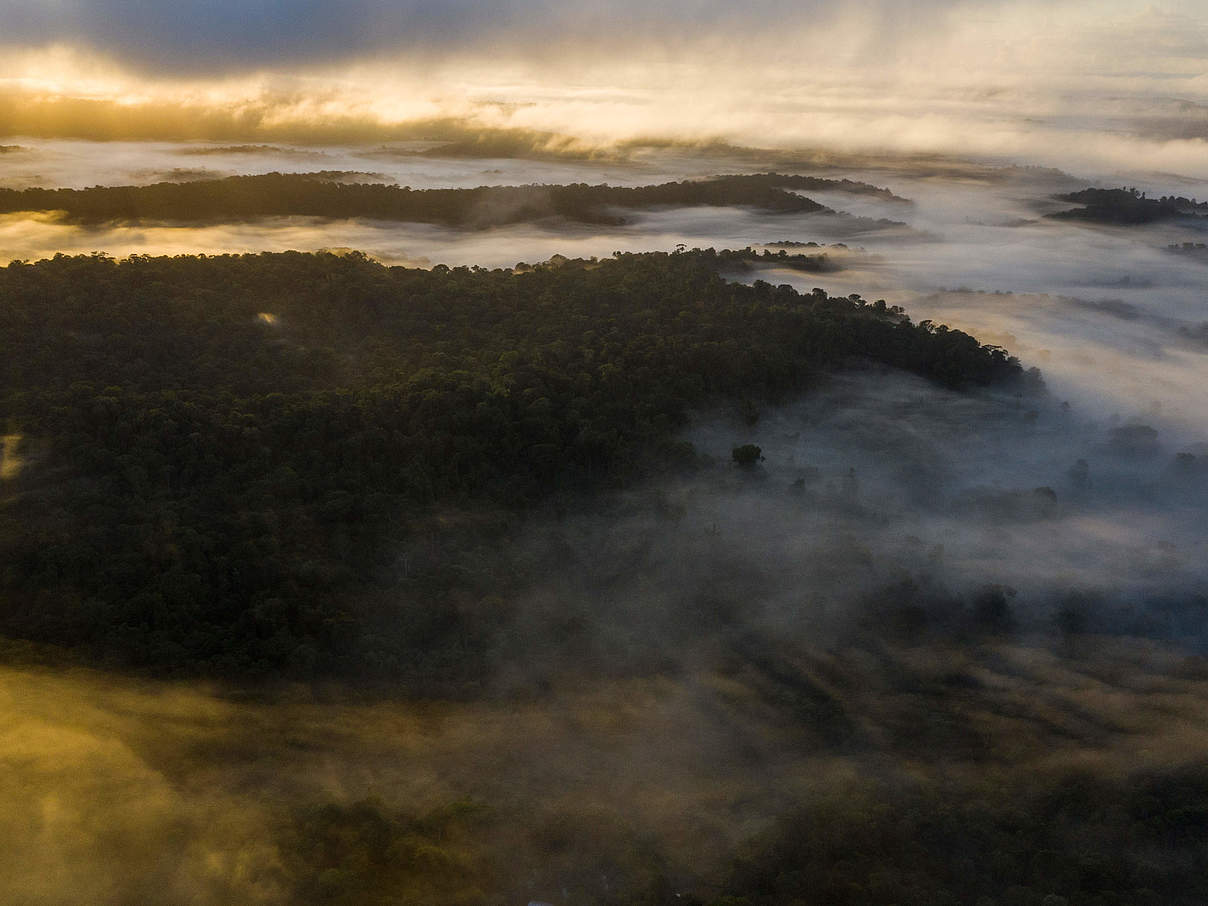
732, 444, 763, 467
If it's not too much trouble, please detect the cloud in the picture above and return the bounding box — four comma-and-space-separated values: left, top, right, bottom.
0, 0, 1200, 79
2, 1, 1208, 181
1, 0, 792, 73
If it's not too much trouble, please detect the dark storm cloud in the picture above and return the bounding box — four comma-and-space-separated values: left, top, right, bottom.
0, 0, 988, 74
1, 0, 742, 71
5, 0, 449, 71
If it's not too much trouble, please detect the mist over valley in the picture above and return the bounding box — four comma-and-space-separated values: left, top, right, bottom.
3, 4, 1208, 904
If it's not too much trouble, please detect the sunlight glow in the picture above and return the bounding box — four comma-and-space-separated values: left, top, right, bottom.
1, 2, 1206, 175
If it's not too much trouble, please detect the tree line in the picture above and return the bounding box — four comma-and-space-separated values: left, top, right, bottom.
1051, 187, 1208, 225
0, 172, 908, 228
1, 249, 1023, 677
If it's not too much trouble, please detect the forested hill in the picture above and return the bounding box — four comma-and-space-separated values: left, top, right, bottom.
0, 172, 904, 227
0, 250, 1023, 677
1050, 187, 1208, 225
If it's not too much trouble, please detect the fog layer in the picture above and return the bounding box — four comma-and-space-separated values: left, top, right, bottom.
4, 52, 1208, 900
5, 634, 1208, 903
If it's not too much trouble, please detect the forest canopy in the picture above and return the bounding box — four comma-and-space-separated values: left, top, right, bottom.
1050, 187, 1208, 225
0, 249, 1023, 678
0, 172, 906, 228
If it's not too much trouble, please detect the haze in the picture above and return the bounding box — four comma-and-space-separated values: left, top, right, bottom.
3, 2, 1208, 904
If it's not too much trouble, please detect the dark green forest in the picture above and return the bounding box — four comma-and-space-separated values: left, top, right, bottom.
5, 247, 1208, 906
1051, 187, 1208, 225
0, 172, 906, 227
0, 249, 1019, 677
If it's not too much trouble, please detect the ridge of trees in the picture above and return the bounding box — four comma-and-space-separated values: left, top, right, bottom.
0, 249, 1022, 676
1051, 187, 1208, 225
0, 172, 909, 228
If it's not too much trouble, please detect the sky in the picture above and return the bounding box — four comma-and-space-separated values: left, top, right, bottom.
2, 1, 1207, 172
0, 1, 1200, 76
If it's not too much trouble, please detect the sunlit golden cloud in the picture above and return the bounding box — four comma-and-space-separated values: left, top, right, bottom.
1, 2, 1208, 172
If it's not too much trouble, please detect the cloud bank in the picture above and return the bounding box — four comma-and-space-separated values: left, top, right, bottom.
0, 1, 1201, 80
1, 1, 1207, 175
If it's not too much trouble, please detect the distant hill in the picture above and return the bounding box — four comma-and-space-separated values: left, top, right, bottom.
1050, 187, 1208, 225
0, 172, 907, 229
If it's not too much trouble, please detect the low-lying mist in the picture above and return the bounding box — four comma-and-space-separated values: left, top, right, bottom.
0, 137, 735, 192
485, 367, 1208, 692
3, 133, 1208, 902
4, 152, 1202, 437
5, 440, 1208, 903
2, 153, 1204, 624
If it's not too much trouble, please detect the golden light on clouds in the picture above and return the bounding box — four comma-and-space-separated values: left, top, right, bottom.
0, 0, 1205, 175
2, 641, 1208, 904
4, 4, 1208, 904
0, 435, 23, 480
